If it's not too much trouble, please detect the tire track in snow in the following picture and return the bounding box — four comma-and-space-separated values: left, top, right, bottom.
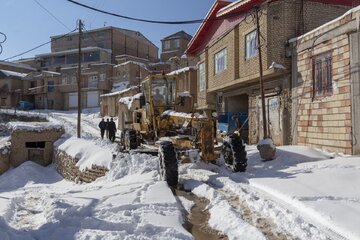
181, 173, 293, 240
180, 163, 341, 240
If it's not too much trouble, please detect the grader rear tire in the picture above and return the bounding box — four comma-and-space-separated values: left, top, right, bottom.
222, 134, 247, 172
158, 141, 178, 187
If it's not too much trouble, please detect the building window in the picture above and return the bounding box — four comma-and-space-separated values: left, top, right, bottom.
313, 53, 332, 97
84, 51, 100, 62
99, 73, 106, 81
164, 40, 170, 50
47, 81, 54, 92
97, 42, 104, 48
245, 30, 257, 59
66, 36, 73, 41
82, 33, 89, 40
97, 31, 105, 37
174, 39, 180, 48
88, 75, 98, 88
198, 62, 205, 92
214, 48, 227, 74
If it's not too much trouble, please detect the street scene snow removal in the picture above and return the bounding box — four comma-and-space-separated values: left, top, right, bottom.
1, 0, 360, 239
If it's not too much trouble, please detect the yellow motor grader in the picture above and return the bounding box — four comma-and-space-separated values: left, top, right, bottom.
120, 74, 247, 187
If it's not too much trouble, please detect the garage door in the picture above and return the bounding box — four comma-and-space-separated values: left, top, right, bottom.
69, 92, 78, 108
87, 91, 99, 107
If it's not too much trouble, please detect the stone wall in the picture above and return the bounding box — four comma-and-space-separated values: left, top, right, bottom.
54, 150, 108, 183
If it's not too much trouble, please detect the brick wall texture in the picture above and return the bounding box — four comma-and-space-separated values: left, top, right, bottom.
295, 32, 352, 154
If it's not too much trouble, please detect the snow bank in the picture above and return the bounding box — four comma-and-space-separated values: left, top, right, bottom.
55, 137, 113, 171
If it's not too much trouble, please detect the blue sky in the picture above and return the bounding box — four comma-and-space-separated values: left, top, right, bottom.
0, 0, 220, 61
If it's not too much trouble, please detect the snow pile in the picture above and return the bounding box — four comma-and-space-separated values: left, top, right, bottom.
119, 93, 143, 110
161, 110, 205, 119
0, 160, 191, 240
55, 137, 113, 171
7, 121, 64, 132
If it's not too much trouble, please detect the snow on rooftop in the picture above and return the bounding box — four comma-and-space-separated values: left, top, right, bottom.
161, 110, 205, 119
114, 61, 148, 70
110, 81, 130, 92
119, 93, 143, 109
100, 85, 139, 97
7, 122, 64, 132
0, 60, 35, 71
0, 69, 27, 78
167, 66, 197, 76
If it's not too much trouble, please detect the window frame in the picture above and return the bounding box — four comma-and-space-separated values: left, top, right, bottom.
174, 39, 180, 48
164, 40, 170, 50
245, 30, 258, 59
214, 48, 227, 74
198, 62, 206, 92
312, 52, 333, 98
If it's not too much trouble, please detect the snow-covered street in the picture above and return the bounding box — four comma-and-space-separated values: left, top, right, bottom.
0, 109, 360, 240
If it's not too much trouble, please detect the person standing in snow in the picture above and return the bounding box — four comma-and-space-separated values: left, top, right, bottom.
108, 118, 117, 142
98, 118, 106, 139
105, 118, 110, 139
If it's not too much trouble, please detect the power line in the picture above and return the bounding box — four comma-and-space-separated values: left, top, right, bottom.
33, 0, 72, 31
0, 31, 7, 55
66, 0, 204, 25
2, 29, 77, 61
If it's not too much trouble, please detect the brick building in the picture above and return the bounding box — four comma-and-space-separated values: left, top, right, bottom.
187, 0, 352, 145
51, 26, 158, 64
290, 6, 360, 154
160, 31, 192, 62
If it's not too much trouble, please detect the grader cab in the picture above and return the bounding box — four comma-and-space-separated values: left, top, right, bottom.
120, 75, 247, 187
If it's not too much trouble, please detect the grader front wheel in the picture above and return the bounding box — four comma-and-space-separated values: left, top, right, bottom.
158, 141, 178, 187
222, 134, 247, 172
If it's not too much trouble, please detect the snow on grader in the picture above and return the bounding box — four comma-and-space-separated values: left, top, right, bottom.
118, 75, 247, 187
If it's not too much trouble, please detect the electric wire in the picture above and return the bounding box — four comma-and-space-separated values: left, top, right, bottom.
66, 0, 205, 25
0, 31, 7, 55
2, 28, 77, 61
33, 0, 72, 31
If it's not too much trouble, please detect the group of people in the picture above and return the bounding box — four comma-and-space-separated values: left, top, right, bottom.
98, 118, 117, 142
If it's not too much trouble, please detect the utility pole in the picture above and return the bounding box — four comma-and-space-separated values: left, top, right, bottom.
255, 6, 267, 139
77, 19, 83, 138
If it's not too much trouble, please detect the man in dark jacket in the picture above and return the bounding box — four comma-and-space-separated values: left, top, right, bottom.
105, 118, 110, 139
98, 118, 106, 139
108, 118, 117, 142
